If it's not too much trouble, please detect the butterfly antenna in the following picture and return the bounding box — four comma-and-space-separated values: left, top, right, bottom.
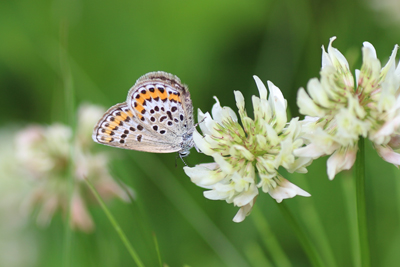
193, 116, 206, 129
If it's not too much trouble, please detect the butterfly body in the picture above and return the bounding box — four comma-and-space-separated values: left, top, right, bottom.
92, 72, 194, 157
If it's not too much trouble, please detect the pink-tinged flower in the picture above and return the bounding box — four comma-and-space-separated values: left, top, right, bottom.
11, 104, 133, 232
184, 76, 312, 222
70, 192, 94, 233
0, 128, 39, 267
296, 37, 400, 179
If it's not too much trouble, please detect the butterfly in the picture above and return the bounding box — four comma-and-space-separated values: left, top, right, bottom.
92, 71, 195, 158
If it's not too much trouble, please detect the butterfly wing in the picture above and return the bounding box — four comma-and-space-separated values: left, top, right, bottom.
92, 102, 182, 153
126, 72, 194, 150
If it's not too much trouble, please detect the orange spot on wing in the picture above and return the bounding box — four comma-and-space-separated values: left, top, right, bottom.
157, 88, 167, 100
169, 94, 181, 103
141, 91, 150, 99
117, 112, 128, 121
149, 91, 158, 99
108, 121, 119, 128
136, 95, 144, 103
137, 93, 151, 105
135, 104, 145, 114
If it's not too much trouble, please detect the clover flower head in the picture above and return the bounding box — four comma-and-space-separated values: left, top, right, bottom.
184, 76, 312, 222
0, 134, 38, 267
296, 36, 400, 179
11, 104, 133, 232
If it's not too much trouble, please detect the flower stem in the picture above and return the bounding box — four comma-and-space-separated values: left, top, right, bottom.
355, 137, 370, 267
341, 173, 361, 267
84, 178, 145, 267
294, 175, 337, 267
277, 202, 324, 267
59, 19, 74, 267
251, 205, 292, 267
152, 233, 163, 267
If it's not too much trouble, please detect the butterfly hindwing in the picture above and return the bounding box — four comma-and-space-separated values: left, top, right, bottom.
127, 73, 193, 139
92, 102, 182, 153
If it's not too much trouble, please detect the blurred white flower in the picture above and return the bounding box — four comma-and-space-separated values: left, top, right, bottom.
184, 76, 312, 222
76, 104, 106, 149
0, 128, 38, 267
8, 104, 133, 232
368, 0, 400, 25
296, 37, 400, 179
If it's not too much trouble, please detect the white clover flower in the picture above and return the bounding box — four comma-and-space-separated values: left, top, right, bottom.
296, 36, 400, 179
184, 76, 312, 222
10, 104, 133, 232
76, 104, 107, 150
368, 0, 400, 25
0, 128, 38, 267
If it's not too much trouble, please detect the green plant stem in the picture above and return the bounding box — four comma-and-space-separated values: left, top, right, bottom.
59, 19, 74, 267
244, 241, 273, 267
152, 233, 163, 267
251, 205, 291, 267
84, 178, 145, 267
295, 175, 337, 267
341, 173, 361, 267
355, 137, 370, 267
277, 202, 324, 267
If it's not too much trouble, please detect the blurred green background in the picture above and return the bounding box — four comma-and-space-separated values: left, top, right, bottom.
1, 0, 400, 266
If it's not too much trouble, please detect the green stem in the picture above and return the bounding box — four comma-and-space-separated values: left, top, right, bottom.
341, 173, 361, 267
294, 175, 337, 267
152, 233, 163, 267
84, 178, 145, 267
355, 138, 370, 267
251, 205, 291, 267
277, 202, 324, 267
59, 19, 74, 267
244, 241, 274, 267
